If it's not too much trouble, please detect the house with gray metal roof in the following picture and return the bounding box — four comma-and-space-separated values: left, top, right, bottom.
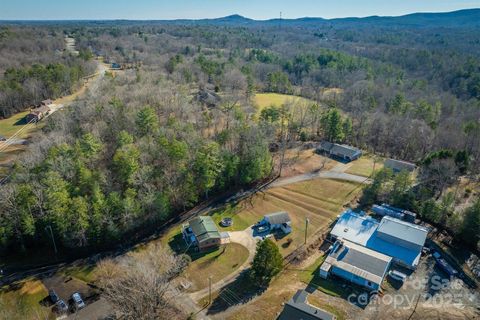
384, 158, 416, 173
182, 216, 228, 251
278, 289, 336, 320
317, 141, 362, 162
320, 239, 392, 291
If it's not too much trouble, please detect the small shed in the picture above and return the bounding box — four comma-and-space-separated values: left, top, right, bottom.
384, 159, 416, 173
25, 105, 51, 123
263, 212, 292, 234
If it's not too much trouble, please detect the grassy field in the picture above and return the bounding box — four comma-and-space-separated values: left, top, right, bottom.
253, 93, 314, 111
0, 110, 40, 138
345, 155, 384, 177
184, 243, 249, 292
213, 178, 362, 256
0, 279, 53, 320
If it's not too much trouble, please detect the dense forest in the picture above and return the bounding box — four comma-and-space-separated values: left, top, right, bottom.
0, 27, 96, 118
1, 11, 479, 256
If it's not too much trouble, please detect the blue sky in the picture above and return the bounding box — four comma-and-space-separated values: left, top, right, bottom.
1, 0, 479, 20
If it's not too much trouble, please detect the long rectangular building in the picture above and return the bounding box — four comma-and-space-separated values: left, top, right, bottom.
320, 239, 392, 291
330, 210, 429, 269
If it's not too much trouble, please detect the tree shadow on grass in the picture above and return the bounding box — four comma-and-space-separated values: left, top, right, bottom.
303, 266, 372, 309
205, 270, 266, 315
14, 117, 28, 126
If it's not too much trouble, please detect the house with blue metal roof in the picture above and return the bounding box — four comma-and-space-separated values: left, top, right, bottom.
329, 210, 429, 269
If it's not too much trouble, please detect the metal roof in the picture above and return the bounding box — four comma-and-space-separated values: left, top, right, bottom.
325, 239, 391, 286
265, 211, 291, 225
377, 216, 428, 247
278, 290, 336, 320
330, 210, 427, 268
188, 216, 221, 243
317, 141, 361, 158
384, 159, 416, 172
330, 210, 378, 246
330, 144, 361, 158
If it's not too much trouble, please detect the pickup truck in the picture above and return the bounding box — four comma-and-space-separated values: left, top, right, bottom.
433, 251, 458, 278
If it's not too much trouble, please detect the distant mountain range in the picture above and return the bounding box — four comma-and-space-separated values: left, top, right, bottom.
165, 9, 480, 28
2, 9, 480, 28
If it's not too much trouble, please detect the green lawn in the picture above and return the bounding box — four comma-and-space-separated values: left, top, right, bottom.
184, 243, 250, 292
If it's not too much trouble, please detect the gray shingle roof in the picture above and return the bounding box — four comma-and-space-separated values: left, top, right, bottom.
265, 212, 291, 225
278, 290, 336, 320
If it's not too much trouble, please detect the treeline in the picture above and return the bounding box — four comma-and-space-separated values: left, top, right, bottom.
361, 167, 480, 250
0, 63, 91, 118
0, 71, 273, 255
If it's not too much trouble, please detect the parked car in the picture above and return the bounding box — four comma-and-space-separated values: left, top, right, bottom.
388, 270, 407, 283
49, 289, 59, 304
256, 225, 269, 233
71, 292, 86, 310
54, 300, 69, 313
220, 217, 233, 227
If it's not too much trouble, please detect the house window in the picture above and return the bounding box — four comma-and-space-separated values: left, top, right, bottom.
367, 281, 372, 287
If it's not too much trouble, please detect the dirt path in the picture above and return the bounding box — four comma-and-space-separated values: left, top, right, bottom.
271, 169, 371, 187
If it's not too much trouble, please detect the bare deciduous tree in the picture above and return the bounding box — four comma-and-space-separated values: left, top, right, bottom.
97, 244, 190, 320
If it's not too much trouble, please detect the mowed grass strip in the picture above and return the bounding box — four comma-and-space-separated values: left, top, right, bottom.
185, 243, 249, 292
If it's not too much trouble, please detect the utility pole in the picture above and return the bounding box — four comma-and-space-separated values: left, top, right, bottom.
304, 217, 310, 245
208, 276, 212, 305
45, 225, 57, 255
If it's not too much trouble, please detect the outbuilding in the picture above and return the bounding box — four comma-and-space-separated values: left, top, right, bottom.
317, 141, 362, 162
25, 105, 51, 123
384, 158, 416, 173
262, 211, 292, 234
320, 239, 392, 291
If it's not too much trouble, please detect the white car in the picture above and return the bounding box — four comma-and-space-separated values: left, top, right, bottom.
72, 292, 86, 310
388, 270, 407, 282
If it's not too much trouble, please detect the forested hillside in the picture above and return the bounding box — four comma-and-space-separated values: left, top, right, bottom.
0, 27, 96, 118
0, 10, 479, 256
